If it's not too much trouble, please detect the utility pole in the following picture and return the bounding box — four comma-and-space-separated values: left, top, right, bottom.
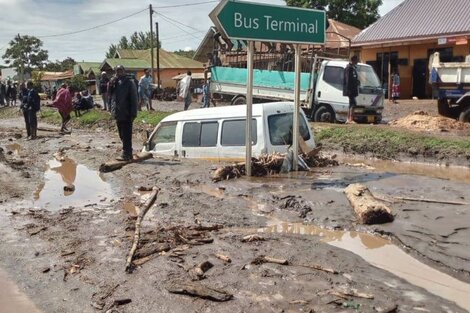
155, 22, 161, 90
149, 4, 155, 83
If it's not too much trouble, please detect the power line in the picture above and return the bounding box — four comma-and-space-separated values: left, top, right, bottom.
37, 8, 148, 38
155, 12, 205, 33
154, 0, 218, 9
157, 14, 203, 40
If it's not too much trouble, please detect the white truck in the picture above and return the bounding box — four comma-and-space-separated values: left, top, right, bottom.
210, 56, 384, 123
429, 52, 470, 122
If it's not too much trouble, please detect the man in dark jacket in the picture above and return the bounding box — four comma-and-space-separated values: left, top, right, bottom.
343, 55, 359, 123
111, 65, 138, 161
22, 81, 41, 140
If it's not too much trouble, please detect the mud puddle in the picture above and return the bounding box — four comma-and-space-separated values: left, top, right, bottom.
0, 267, 41, 313
33, 158, 113, 210
340, 156, 470, 183
262, 223, 470, 311
6, 143, 21, 155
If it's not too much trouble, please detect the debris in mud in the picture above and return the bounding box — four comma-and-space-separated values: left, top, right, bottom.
126, 187, 160, 273
252, 255, 289, 265
297, 263, 339, 274
390, 111, 470, 132
91, 283, 120, 311
188, 260, 214, 281
165, 280, 233, 302
241, 234, 265, 242
212, 152, 338, 182
63, 185, 75, 192
328, 286, 374, 300
99, 152, 153, 173
26, 224, 48, 236
274, 195, 312, 218
214, 253, 231, 263
344, 184, 394, 225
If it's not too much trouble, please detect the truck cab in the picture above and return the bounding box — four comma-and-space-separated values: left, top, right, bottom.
311, 60, 384, 123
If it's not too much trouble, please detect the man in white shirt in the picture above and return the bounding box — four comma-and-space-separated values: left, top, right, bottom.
178, 71, 192, 111
139, 69, 153, 111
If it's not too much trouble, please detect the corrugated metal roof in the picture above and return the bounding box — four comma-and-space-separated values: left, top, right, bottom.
101, 58, 151, 70
115, 48, 204, 69
37, 70, 74, 81
353, 0, 470, 45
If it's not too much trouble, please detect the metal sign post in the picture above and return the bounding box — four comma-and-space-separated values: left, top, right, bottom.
245, 41, 254, 176
293, 44, 301, 171
209, 0, 326, 174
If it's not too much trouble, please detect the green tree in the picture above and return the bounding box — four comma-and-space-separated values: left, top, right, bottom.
68, 74, 88, 92
2, 34, 49, 79
173, 49, 196, 59
285, 0, 382, 29
44, 57, 76, 72
106, 31, 161, 58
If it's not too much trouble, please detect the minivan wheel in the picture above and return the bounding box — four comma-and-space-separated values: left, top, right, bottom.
231, 96, 246, 106
313, 105, 335, 123
437, 98, 451, 117
459, 107, 470, 123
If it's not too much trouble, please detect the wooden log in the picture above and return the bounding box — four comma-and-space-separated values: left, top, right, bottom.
344, 184, 394, 225
298, 263, 338, 274
100, 152, 153, 173
125, 187, 160, 273
252, 255, 289, 265
214, 253, 232, 263
165, 280, 233, 302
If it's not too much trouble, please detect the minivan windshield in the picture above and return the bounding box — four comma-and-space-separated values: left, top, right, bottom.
357, 65, 381, 88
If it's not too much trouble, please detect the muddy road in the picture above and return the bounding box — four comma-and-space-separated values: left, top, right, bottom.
1, 115, 470, 313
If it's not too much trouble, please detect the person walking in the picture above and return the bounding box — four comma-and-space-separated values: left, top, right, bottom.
5, 81, 12, 106
343, 55, 359, 124
391, 70, 400, 104
111, 65, 138, 161
52, 83, 73, 134
138, 69, 153, 111
178, 71, 192, 111
21, 81, 40, 140
100, 72, 110, 111
201, 80, 210, 108
10, 83, 17, 106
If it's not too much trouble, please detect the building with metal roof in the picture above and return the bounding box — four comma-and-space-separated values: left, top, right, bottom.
99, 48, 204, 88
352, 0, 470, 99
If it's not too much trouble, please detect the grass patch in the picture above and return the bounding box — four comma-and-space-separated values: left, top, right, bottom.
38, 107, 173, 128
315, 125, 470, 160
135, 111, 173, 126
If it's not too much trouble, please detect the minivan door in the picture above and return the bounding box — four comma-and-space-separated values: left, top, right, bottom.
179, 121, 220, 159
147, 122, 177, 157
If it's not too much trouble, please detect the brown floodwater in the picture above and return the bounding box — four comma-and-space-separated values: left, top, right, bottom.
0, 268, 41, 313
340, 156, 470, 184
33, 158, 113, 210
6, 143, 21, 155
262, 223, 470, 312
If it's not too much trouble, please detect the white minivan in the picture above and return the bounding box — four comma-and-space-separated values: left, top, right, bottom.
143, 102, 315, 160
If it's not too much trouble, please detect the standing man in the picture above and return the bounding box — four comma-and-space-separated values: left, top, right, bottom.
5, 81, 12, 106
111, 65, 138, 161
22, 81, 40, 140
138, 69, 153, 111
0, 81, 5, 106
343, 55, 359, 124
99, 72, 110, 111
178, 71, 192, 111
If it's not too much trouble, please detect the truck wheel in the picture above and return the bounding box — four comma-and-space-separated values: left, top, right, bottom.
437, 98, 451, 117
459, 107, 470, 123
313, 105, 335, 123
231, 95, 246, 106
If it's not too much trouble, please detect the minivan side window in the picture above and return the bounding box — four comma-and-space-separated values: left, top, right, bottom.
221, 119, 257, 146
149, 122, 176, 149
268, 113, 310, 146
323, 66, 344, 90
182, 121, 219, 147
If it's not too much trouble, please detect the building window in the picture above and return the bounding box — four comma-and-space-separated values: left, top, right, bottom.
428, 47, 453, 62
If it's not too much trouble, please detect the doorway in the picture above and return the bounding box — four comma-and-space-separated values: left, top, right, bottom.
412, 59, 428, 99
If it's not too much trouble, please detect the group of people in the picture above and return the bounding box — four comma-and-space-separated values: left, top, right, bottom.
0, 81, 18, 107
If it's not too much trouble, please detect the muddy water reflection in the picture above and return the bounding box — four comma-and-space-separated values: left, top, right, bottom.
0, 268, 41, 313
34, 158, 113, 210
263, 223, 470, 311
6, 143, 21, 155
341, 157, 470, 183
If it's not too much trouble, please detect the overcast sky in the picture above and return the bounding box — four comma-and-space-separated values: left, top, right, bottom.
0, 0, 402, 65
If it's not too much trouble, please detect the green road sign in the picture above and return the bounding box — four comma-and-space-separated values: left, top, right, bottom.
209, 0, 326, 44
